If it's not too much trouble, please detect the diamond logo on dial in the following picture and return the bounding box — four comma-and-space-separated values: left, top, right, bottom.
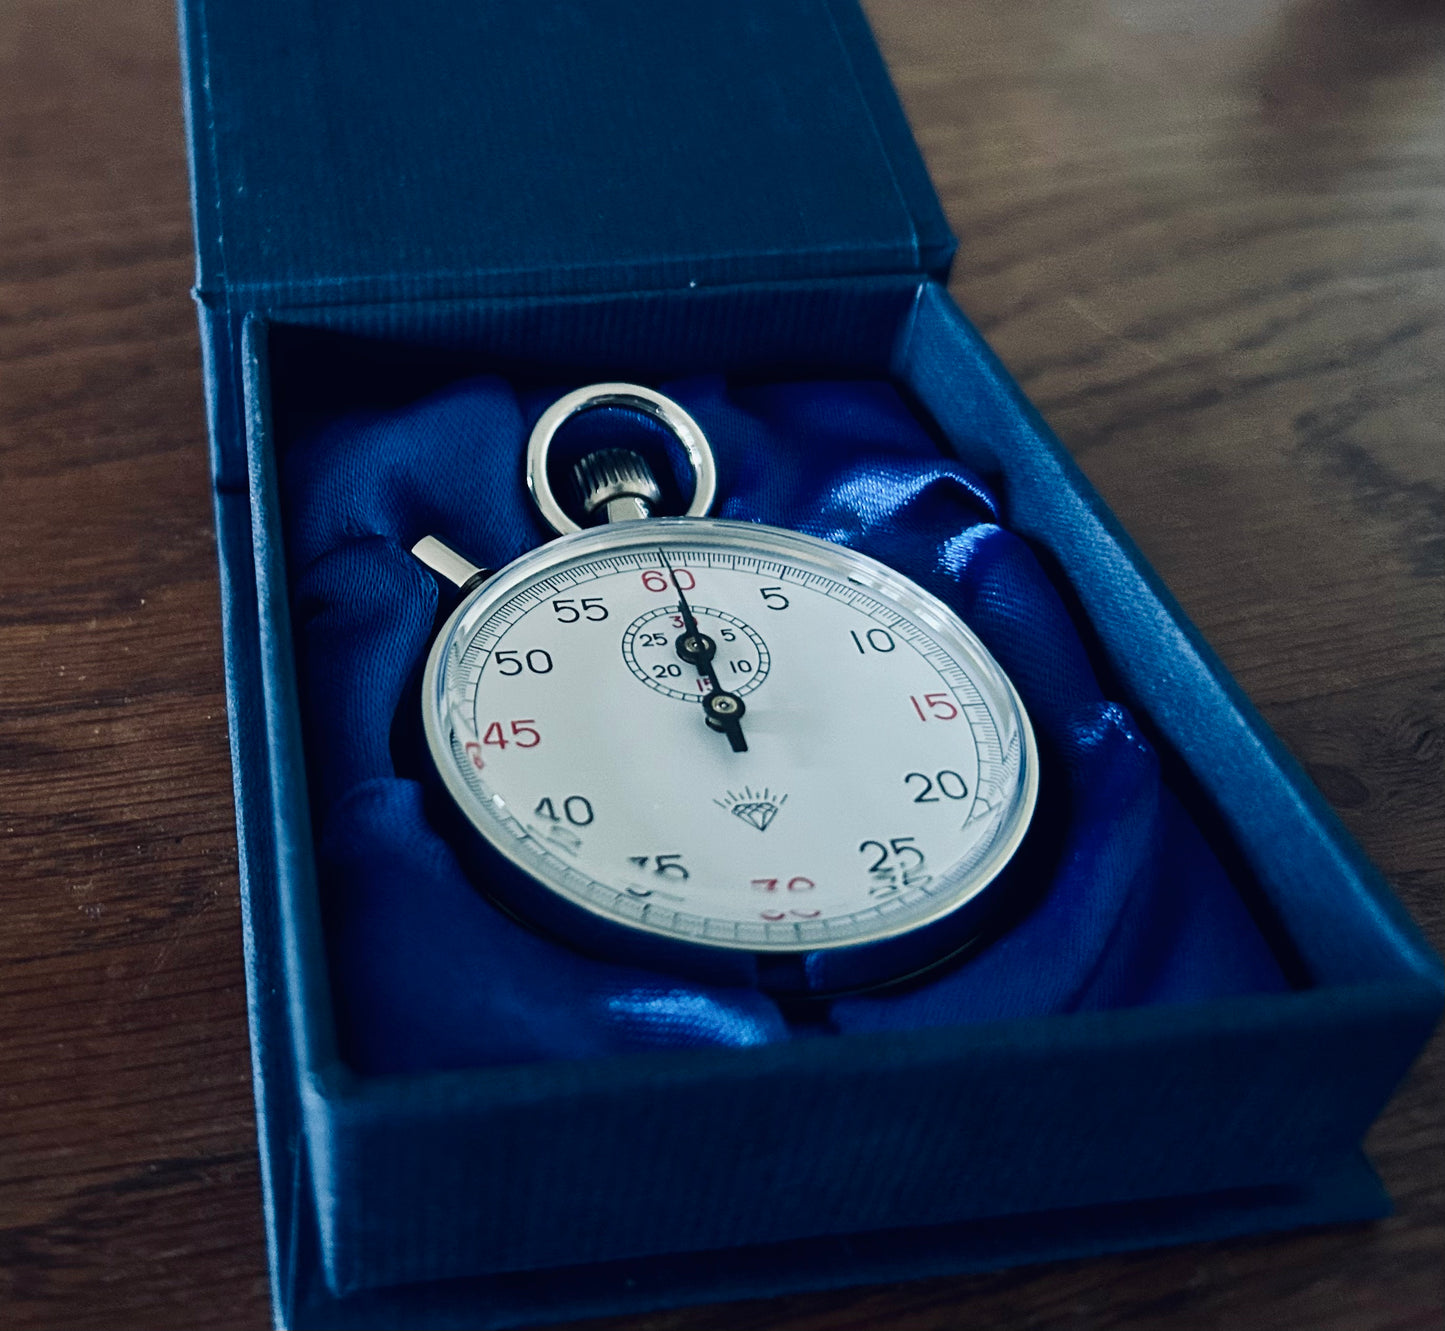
716, 786, 788, 832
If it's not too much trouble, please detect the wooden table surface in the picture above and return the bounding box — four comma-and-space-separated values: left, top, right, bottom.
2, 0, 1442, 1326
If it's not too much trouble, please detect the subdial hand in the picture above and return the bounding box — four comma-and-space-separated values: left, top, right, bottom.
661, 552, 748, 753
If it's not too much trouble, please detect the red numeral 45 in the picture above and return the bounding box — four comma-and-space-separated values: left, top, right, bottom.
480, 718, 541, 749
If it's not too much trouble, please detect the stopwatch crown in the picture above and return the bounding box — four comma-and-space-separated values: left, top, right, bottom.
572, 448, 664, 525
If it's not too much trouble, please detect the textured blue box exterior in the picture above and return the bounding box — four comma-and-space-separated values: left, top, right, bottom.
177, 2, 1444, 1327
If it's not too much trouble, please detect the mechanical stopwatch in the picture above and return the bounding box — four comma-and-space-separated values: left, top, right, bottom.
412, 384, 1038, 994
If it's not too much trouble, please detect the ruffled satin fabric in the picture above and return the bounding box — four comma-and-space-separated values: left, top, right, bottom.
282, 375, 1286, 1074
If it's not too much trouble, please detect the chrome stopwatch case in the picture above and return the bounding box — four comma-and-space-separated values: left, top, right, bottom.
414, 385, 1038, 994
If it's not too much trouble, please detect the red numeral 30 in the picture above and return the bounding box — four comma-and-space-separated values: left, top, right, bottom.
754, 876, 819, 922
751, 876, 816, 894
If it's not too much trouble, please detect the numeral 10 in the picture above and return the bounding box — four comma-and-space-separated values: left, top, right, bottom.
850, 628, 895, 654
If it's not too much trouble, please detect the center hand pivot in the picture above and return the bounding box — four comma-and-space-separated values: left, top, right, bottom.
661, 552, 748, 753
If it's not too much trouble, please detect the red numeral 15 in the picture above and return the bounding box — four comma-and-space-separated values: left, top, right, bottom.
909, 693, 958, 722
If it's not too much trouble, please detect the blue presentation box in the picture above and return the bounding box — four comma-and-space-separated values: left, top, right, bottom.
177, 1, 1442, 1327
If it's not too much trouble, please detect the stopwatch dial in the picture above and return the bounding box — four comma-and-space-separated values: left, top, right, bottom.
423, 520, 1036, 956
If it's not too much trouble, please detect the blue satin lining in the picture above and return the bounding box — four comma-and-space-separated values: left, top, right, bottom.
282, 375, 1287, 1074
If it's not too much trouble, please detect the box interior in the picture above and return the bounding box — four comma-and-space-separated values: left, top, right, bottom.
222, 277, 1443, 1304
256, 275, 1302, 1080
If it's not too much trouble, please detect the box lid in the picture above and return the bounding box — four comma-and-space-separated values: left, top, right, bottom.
179, 0, 955, 308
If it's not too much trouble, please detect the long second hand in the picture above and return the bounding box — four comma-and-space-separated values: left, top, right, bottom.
659, 550, 748, 753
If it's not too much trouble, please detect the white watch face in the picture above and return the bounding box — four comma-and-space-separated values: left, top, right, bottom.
422, 519, 1037, 955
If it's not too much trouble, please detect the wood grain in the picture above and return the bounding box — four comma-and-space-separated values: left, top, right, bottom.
1, 0, 1440, 1327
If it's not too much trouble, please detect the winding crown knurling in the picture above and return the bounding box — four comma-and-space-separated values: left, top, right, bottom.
571, 448, 663, 519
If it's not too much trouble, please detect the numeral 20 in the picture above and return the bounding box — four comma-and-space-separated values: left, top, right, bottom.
480, 719, 540, 749
904, 769, 969, 802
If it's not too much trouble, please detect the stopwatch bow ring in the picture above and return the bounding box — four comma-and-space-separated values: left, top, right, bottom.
525, 383, 719, 536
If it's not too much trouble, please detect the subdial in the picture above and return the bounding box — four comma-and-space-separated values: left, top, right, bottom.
621, 605, 770, 701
